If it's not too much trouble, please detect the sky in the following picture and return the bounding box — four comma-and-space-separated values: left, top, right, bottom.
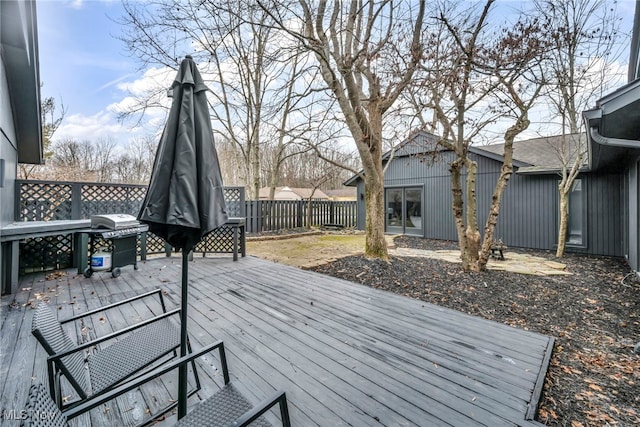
37, 0, 165, 150
36, 0, 638, 150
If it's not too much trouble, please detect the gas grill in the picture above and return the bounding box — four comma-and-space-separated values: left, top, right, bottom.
83, 220, 149, 278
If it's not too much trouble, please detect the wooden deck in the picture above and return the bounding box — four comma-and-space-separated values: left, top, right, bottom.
0, 255, 552, 426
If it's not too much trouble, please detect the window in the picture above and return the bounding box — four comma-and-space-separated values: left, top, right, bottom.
567, 179, 585, 246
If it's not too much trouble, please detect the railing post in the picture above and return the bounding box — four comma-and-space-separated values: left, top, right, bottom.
239, 187, 246, 217
71, 183, 82, 219
14, 180, 22, 221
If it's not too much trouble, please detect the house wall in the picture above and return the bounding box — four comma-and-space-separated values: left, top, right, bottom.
626, 160, 640, 272
354, 150, 625, 257
582, 171, 624, 257
355, 181, 366, 230
0, 57, 18, 228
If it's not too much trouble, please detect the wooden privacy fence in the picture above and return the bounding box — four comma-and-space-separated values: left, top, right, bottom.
15, 180, 356, 233
245, 199, 357, 233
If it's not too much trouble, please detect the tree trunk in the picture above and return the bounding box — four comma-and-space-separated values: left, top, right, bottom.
251, 140, 260, 201
268, 171, 278, 200
450, 159, 470, 266
463, 159, 481, 271
364, 172, 388, 259
477, 161, 514, 270
475, 120, 520, 270
557, 185, 570, 257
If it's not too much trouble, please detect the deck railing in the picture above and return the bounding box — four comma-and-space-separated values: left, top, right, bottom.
14, 180, 356, 274
14, 180, 247, 274
16, 180, 356, 233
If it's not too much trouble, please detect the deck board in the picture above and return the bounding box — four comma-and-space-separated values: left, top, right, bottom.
0, 255, 551, 426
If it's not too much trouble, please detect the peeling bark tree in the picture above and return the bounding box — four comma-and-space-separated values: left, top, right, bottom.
415, 0, 549, 271
262, 0, 426, 259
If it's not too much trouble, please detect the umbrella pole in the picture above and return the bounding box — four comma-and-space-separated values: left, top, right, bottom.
178, 250, 189, 419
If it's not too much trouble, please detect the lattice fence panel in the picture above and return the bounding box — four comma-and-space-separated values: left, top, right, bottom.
19, 183, 73, 221
20, 235, 73, 274
81, 185, 147, 218
146, 232, 168, 254
193, 227, 234, 254
223, 187, 243, 217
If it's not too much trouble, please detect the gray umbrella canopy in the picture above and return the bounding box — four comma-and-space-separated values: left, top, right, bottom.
137, 55, 228, 419
138, 55, 228, 252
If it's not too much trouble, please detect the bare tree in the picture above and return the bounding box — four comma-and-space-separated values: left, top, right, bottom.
411, 0, 549, 271
113, 136, 157, 183
18, 95, 65, 179
93, 137, 117, 182
534, 0, 624, 257
119, 0, 320, 200
261, 42, 321, 199
50, 138, 114, 181
261, 0, 426, 258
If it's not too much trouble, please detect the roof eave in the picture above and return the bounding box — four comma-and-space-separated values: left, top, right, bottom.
583, 78, 640, 171
1, 0, 43, 164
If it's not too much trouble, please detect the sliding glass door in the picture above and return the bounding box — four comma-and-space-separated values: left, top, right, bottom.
385, 186, 423, 236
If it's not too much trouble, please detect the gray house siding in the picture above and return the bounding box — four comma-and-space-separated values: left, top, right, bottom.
1, 51, 18, 228
625, 160, 639, 271
354, 148, 627, 258
495, 173, 559, 250
355, 181, 366, 230
584, 171, 624, 257
381, 151, 562, 250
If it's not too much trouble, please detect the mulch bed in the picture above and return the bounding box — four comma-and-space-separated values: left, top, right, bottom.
307, 236, 640, 426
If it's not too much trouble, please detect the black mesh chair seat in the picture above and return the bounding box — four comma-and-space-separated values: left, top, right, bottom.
88, 317, 180, 394
174, 384, 272, 427
22, 339, 291, 427
21, 383, 67, 427
30, 290, 189, 412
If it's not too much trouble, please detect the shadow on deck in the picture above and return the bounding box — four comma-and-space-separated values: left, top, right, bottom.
0, 255, 552, 426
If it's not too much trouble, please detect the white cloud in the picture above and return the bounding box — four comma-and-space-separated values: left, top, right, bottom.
51, 65, 178, 149
67, 0, 84, 10
116, 66, 175, 97
53, 111, 146, 146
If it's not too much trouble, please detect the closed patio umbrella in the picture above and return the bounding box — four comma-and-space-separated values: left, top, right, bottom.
138, 55, 228, 419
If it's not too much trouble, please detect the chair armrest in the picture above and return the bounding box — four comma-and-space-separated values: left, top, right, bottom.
60, 289, 168, 324
49, 308, 181, 361
62, 340, 227, 420
234, 390, 291, 427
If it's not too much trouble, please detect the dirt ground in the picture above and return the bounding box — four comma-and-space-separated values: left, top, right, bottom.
246, 231, 370, 268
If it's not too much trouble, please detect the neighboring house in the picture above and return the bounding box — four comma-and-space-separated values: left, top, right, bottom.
258, 186, 330, 201
1, 1, 42, 226
324, 187, 357, 201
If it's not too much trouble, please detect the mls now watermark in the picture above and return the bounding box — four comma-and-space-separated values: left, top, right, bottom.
2, 409, 57, 421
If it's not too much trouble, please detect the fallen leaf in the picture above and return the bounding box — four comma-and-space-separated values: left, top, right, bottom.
588, 383, 603, 392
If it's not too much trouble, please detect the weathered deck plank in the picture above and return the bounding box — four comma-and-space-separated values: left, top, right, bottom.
0, 255, 551, 426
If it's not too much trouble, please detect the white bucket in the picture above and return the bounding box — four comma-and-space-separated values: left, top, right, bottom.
91, 250, 112, 271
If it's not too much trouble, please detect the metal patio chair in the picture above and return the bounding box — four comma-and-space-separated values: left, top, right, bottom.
21, 340, 291, 427
30, 289, 200, 413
